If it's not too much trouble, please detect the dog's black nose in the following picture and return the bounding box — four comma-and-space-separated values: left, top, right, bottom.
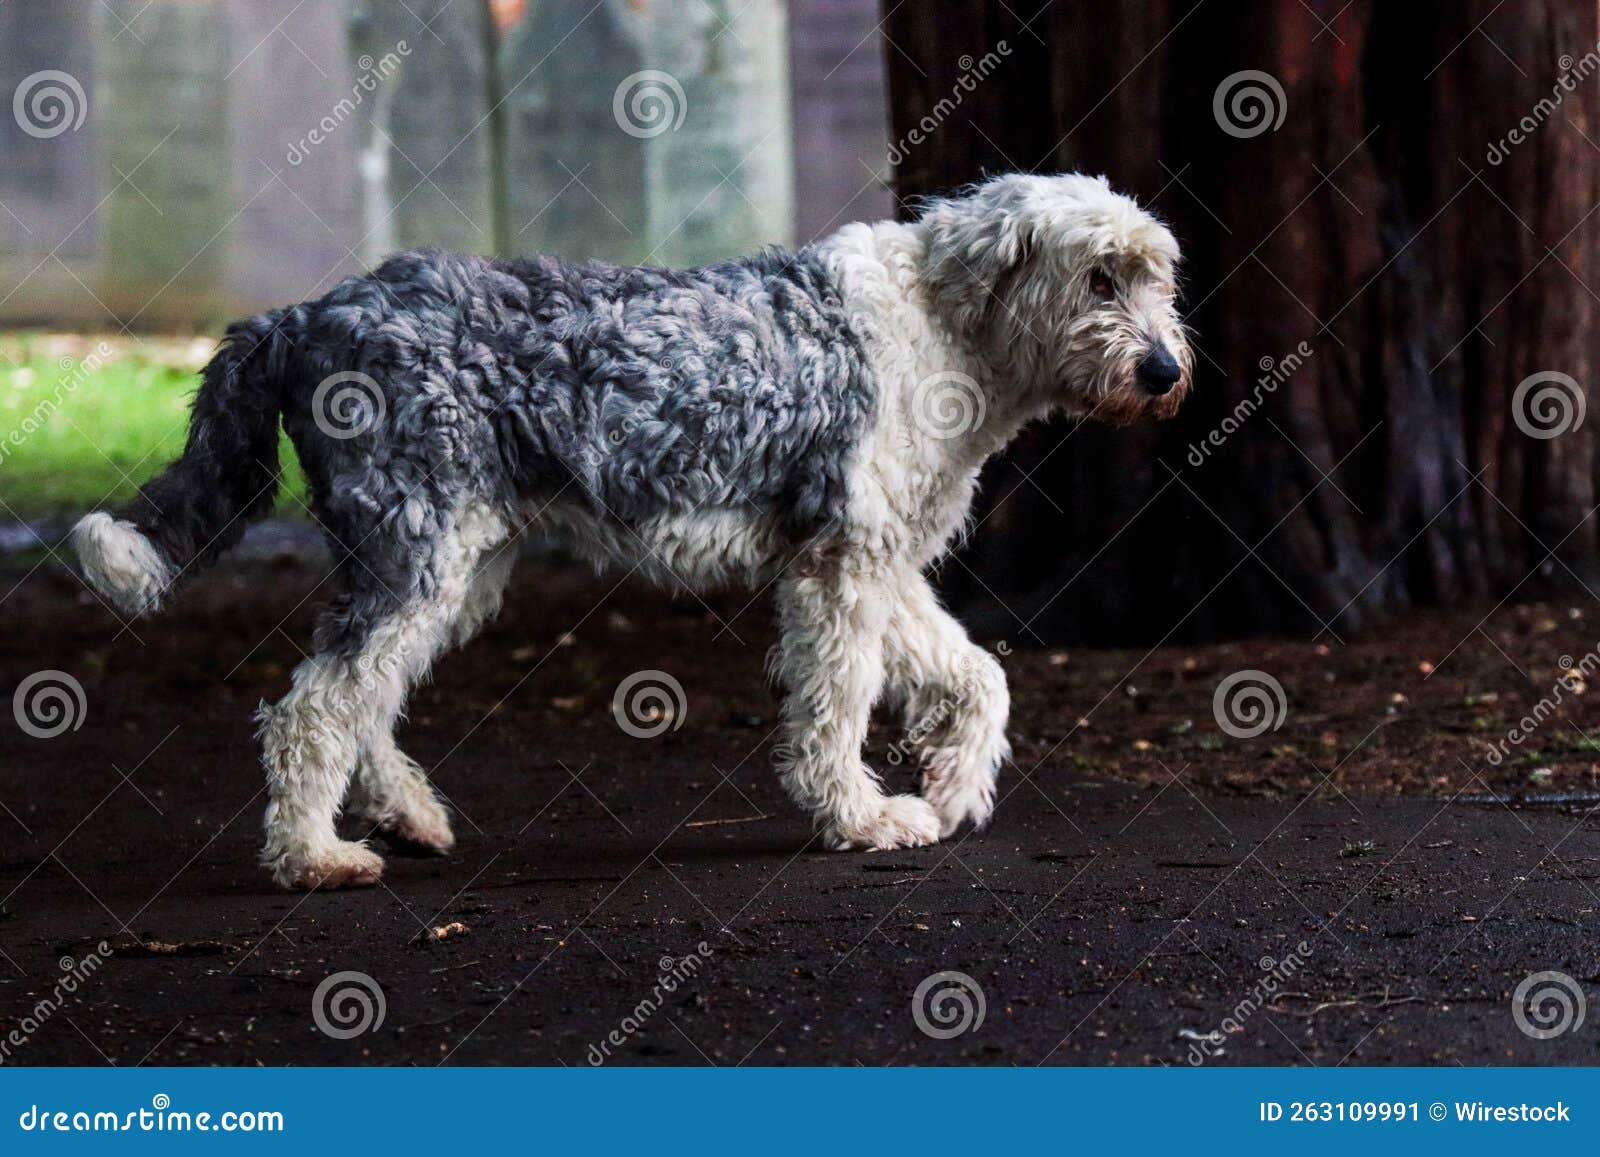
1137, 346, 1182, 395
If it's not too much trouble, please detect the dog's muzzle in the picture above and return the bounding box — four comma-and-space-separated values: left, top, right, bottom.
1136, 345, 1183, 396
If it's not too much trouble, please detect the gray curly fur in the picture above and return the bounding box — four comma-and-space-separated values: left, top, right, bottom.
116, 246, 875, 652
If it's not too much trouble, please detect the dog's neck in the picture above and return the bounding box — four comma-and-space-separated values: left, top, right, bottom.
901, 218, 1060, 448
815, 218, 1056, 473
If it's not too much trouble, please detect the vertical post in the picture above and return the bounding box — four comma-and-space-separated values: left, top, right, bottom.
479, 0, 511, 257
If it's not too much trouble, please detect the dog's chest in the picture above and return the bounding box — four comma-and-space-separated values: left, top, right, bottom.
849, 418, 986, 567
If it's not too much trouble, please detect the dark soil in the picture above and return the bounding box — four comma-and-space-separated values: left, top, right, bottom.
1, 542, 1598, 1065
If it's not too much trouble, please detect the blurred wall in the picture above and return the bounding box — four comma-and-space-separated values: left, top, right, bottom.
789, 0, 894, 240
0, 0, 885, 331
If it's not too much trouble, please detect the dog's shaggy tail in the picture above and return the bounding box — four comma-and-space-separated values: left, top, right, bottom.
72, 309, 297, 616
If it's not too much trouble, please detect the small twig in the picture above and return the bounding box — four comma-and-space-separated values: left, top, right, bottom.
477, 873, 623, 890
684, 813, 772, 828
1268, 989, 1423, 1018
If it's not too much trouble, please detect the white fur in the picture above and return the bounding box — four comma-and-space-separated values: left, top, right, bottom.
258, 500, 509, 888
68, 513, 174, 617
769, 172, 1188, 851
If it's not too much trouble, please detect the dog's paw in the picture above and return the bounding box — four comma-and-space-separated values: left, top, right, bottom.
920, 752, 998, 838
376, 794, 455, 856
824, 794, 942, 851
271, 840, 385, 890
921, 764, 992, 838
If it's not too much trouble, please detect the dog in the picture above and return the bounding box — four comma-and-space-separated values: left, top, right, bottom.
71, 172, 1191, 890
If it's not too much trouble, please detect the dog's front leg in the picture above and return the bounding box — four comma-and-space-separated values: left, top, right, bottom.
884, 575, 1009, 837
773, 572, 942, 850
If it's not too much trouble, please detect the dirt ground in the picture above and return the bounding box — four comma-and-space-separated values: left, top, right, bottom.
1, 534, 1598, 1066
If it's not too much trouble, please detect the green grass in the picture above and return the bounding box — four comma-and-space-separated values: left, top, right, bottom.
0, 332, 306, 521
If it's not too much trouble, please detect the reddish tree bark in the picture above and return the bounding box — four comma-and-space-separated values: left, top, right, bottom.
884, 0, 1600, 643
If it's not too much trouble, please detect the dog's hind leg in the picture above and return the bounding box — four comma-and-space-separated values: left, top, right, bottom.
773, 571, 942, 851
349, 730, 455, 855
884, 575, 1009, 838
348, 537, 518, 852
256, 637, 396, 889
259, 502, 509, 889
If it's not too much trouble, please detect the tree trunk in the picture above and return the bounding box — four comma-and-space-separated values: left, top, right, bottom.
883, 0, 1600, 644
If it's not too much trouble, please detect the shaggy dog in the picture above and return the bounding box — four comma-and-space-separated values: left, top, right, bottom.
71, 172, 1191, 890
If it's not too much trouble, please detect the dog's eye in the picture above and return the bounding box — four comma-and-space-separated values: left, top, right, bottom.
1089, 271, 1116, 301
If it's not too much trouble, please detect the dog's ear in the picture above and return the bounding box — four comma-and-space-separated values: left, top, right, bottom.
977, 210, 1033, 272
921, 196, 1036, 337
981, 228, 1035, 335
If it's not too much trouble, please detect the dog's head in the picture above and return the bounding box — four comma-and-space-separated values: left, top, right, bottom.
918, 173, 1191, 425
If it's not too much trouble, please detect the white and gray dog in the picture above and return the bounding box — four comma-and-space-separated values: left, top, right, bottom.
71, 172, 1191, 890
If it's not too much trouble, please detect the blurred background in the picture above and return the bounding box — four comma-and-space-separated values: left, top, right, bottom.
3, 0, 1597, 648
0, 0, 892, 562
3, 0, 1599, 1069
0, 0, 894, 316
